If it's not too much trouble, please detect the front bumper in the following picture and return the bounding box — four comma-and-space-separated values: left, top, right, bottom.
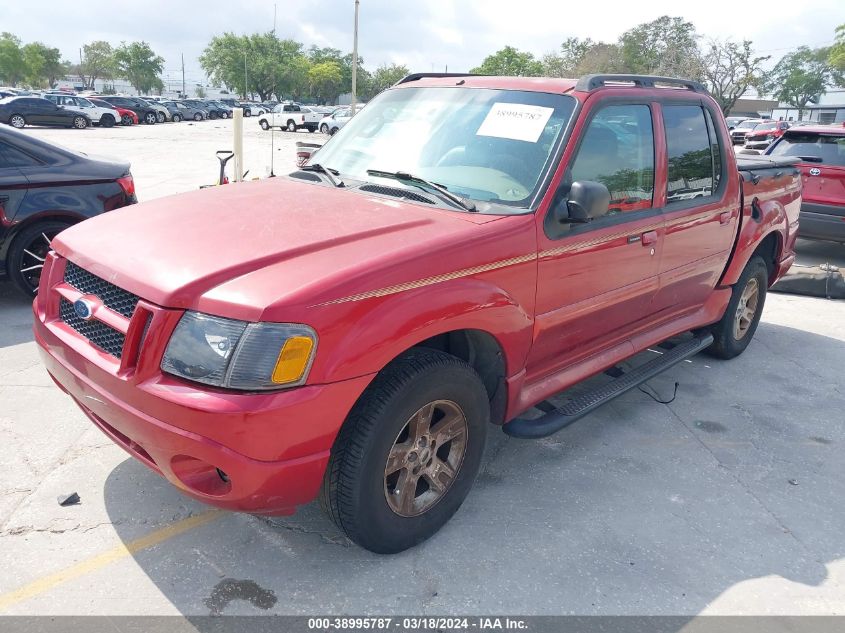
33, 258, 374, 515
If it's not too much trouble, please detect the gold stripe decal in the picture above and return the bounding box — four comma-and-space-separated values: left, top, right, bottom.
316, 254, 536, 306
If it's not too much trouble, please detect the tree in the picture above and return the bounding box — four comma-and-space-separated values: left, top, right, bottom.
699, 39, 769, 115
542, 37, 623, 77
368, 63, 409, 95
829, 24, 845, 72
619, 16, 701, 78
470, 46, 543, 76
22, 42, 67, 88
114, 41, 164, 94
74, 41, 115, 90
763, 46, 836, 118
308, 61, 342, 103
0, 32, 25, 86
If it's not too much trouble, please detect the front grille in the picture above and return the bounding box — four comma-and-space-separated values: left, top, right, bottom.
64, 261, 139, 318
358, 184, 435, 204
60, 298, 126, 358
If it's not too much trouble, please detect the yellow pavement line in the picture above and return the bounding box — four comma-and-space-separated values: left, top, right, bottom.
0, 509, 223, 612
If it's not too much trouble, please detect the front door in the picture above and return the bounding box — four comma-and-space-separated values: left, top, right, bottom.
526, 101, 664, 382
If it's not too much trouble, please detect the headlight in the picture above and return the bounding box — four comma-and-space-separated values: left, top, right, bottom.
161, 312, 317, 390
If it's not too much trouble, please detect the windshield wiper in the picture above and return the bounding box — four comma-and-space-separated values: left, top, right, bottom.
366, 169, 476, 211
796, 155, 823, 163
300, 163, 344, 187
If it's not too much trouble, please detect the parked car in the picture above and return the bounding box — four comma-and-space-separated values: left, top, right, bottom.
89, 98, 138, 126
257, 103, 320, 132
767, 124, 845, 243
183, 99, 226, 120
0, 96, 91, 129
743, 120, 790, 149
137, 98, 170, 123
725, 116, 747, 130
318, 107, 352, 134
33, 73, 801, 554
209, 100, 233, 118
97, 96, 159, 125
730, 118, 769, 144
160, 100, 206, 122
41, 93, 119, 128
0, 125, 136, 295
240, 102, 266, 116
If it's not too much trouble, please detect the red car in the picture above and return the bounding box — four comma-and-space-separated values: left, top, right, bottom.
89, 98, 138, 126
767, 124, 845, 243
743, 120, 790, 149
34, 73, 801, 553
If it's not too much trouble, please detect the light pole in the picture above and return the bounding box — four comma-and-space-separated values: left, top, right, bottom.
351, 0, 359, 114
244, 51, 248, 100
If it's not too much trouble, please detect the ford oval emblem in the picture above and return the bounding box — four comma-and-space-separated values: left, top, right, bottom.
809, 167, 821, 176
73, 299, 94, 320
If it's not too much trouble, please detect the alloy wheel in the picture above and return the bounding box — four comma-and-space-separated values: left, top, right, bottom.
19, 230, 59, 293
733, 277, 760, 340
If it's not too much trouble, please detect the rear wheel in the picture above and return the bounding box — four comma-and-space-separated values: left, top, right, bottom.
156, 111, 166, 123
121, 113, 133, 126
193, 112, 202, 121
172, 113, 182, 123
320, 349, 489, 553
287, 120, 297, 132
259, 119, 270, 131
9, 114, 25, 128
7, 221, 71, 296
705, 256, 768, 359
243, 109, 251, 117
100, 114, 115, 128
144, 112, 156, 125
320, 123, 329, 134
72, 116, 88, 129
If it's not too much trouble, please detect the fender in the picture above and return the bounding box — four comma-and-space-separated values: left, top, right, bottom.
718, 174, 800, 287
305, 275, 536, 387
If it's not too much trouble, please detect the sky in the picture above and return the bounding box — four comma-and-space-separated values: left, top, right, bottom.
2, 0, 843, 89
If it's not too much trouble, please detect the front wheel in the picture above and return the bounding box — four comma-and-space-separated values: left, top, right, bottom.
156, 112, 166, 123
193, 112, 202, 121
100, 114, 115, 128
287, 120, 297, 132
320, 123, 329, 134
259, 120, 270, 131
243, 109, 251, 117
121, 113, 133, 125
172, 113, 182, 123
72, 116, 88, 129
320, 349, 489, 554
705, 255, 768, 359
144, 112, 157, 124
9, 114, 25, 128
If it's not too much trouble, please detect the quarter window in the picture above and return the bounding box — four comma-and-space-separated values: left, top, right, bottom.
569, 104, 655, 213
663, 105, 718, 203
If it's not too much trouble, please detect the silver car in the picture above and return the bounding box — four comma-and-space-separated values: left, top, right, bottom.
161, 100, 207, 122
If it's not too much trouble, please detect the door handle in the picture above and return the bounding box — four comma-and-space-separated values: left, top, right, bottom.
641, 230, 658, 246
720, 211, 732, 225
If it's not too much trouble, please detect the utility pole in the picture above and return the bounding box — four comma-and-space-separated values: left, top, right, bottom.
351, 0, 360, 114
273, 3, 277, 35
244, 51, 248, 99
181, 53, 185, 98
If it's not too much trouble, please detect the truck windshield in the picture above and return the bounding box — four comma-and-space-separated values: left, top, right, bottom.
310, 87, 577, 209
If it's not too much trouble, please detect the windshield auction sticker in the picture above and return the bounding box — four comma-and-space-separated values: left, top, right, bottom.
476, 103, 554, 143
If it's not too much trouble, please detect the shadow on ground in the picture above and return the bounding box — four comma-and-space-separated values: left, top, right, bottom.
0, 284, 35, 349
96, 320, 842, 616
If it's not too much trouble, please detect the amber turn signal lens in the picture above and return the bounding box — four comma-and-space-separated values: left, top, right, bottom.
271, 336, 315, 384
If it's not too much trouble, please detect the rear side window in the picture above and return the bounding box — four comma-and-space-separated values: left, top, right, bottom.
569, 104, 655, 213
663, 105, 717, 203
704, 109, 722, 190
769, 132, 845, 166
0, 142, 42, 168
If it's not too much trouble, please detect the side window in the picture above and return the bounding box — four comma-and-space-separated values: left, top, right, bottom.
704, 109, 722, 190
663, 105, 716, 203
0, 142, 41, 168
569, 104, 655, 213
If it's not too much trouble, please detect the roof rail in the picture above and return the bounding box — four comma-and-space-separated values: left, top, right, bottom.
575, 74, 708, 94
396, 72, 481, 85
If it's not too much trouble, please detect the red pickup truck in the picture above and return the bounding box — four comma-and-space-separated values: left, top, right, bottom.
34, 74, 801, 553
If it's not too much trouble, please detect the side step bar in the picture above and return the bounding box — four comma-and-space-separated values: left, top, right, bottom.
503, 334, 714, 439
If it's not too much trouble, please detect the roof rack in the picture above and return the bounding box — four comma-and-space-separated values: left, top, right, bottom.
396, 73, 481, 85
575, 74, 707, 94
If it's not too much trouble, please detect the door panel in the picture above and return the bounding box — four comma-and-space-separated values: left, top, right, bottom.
527, 102, 663, 382
653, 104, 739, 315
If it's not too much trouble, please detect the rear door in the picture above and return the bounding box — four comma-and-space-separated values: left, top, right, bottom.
527, 101, 664, 380
652, 102, 738, 315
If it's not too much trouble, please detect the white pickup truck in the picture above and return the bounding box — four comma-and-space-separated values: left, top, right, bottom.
258, 103, 321, 132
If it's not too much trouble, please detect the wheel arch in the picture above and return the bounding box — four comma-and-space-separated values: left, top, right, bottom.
2, 211, 82, 263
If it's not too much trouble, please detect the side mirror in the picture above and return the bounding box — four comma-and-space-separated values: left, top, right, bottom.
556, 180, 611, 223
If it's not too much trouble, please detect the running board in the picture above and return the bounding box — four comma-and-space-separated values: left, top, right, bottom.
503, 334, 714, 439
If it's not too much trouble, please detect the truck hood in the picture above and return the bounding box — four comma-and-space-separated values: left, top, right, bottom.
53, 177, 500, 317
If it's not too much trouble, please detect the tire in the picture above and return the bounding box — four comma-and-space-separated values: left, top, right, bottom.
72, 116, 88, 129
243, 109, 251, 117
259, 119, 270, 131
100, 114, 115, 128
320, 349, 489, 554
193, 112, 202, 121
9, 114, 25, 128
7, 221, 71, 296
705, 256, 768, 360
330, 126, 338, 136
172, 113, 182, 123
287, 119, 297, 132
121, 114, 133, 126
320, 123, 329, 134
144, 112, 157, 125
156, 111, 166, 123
